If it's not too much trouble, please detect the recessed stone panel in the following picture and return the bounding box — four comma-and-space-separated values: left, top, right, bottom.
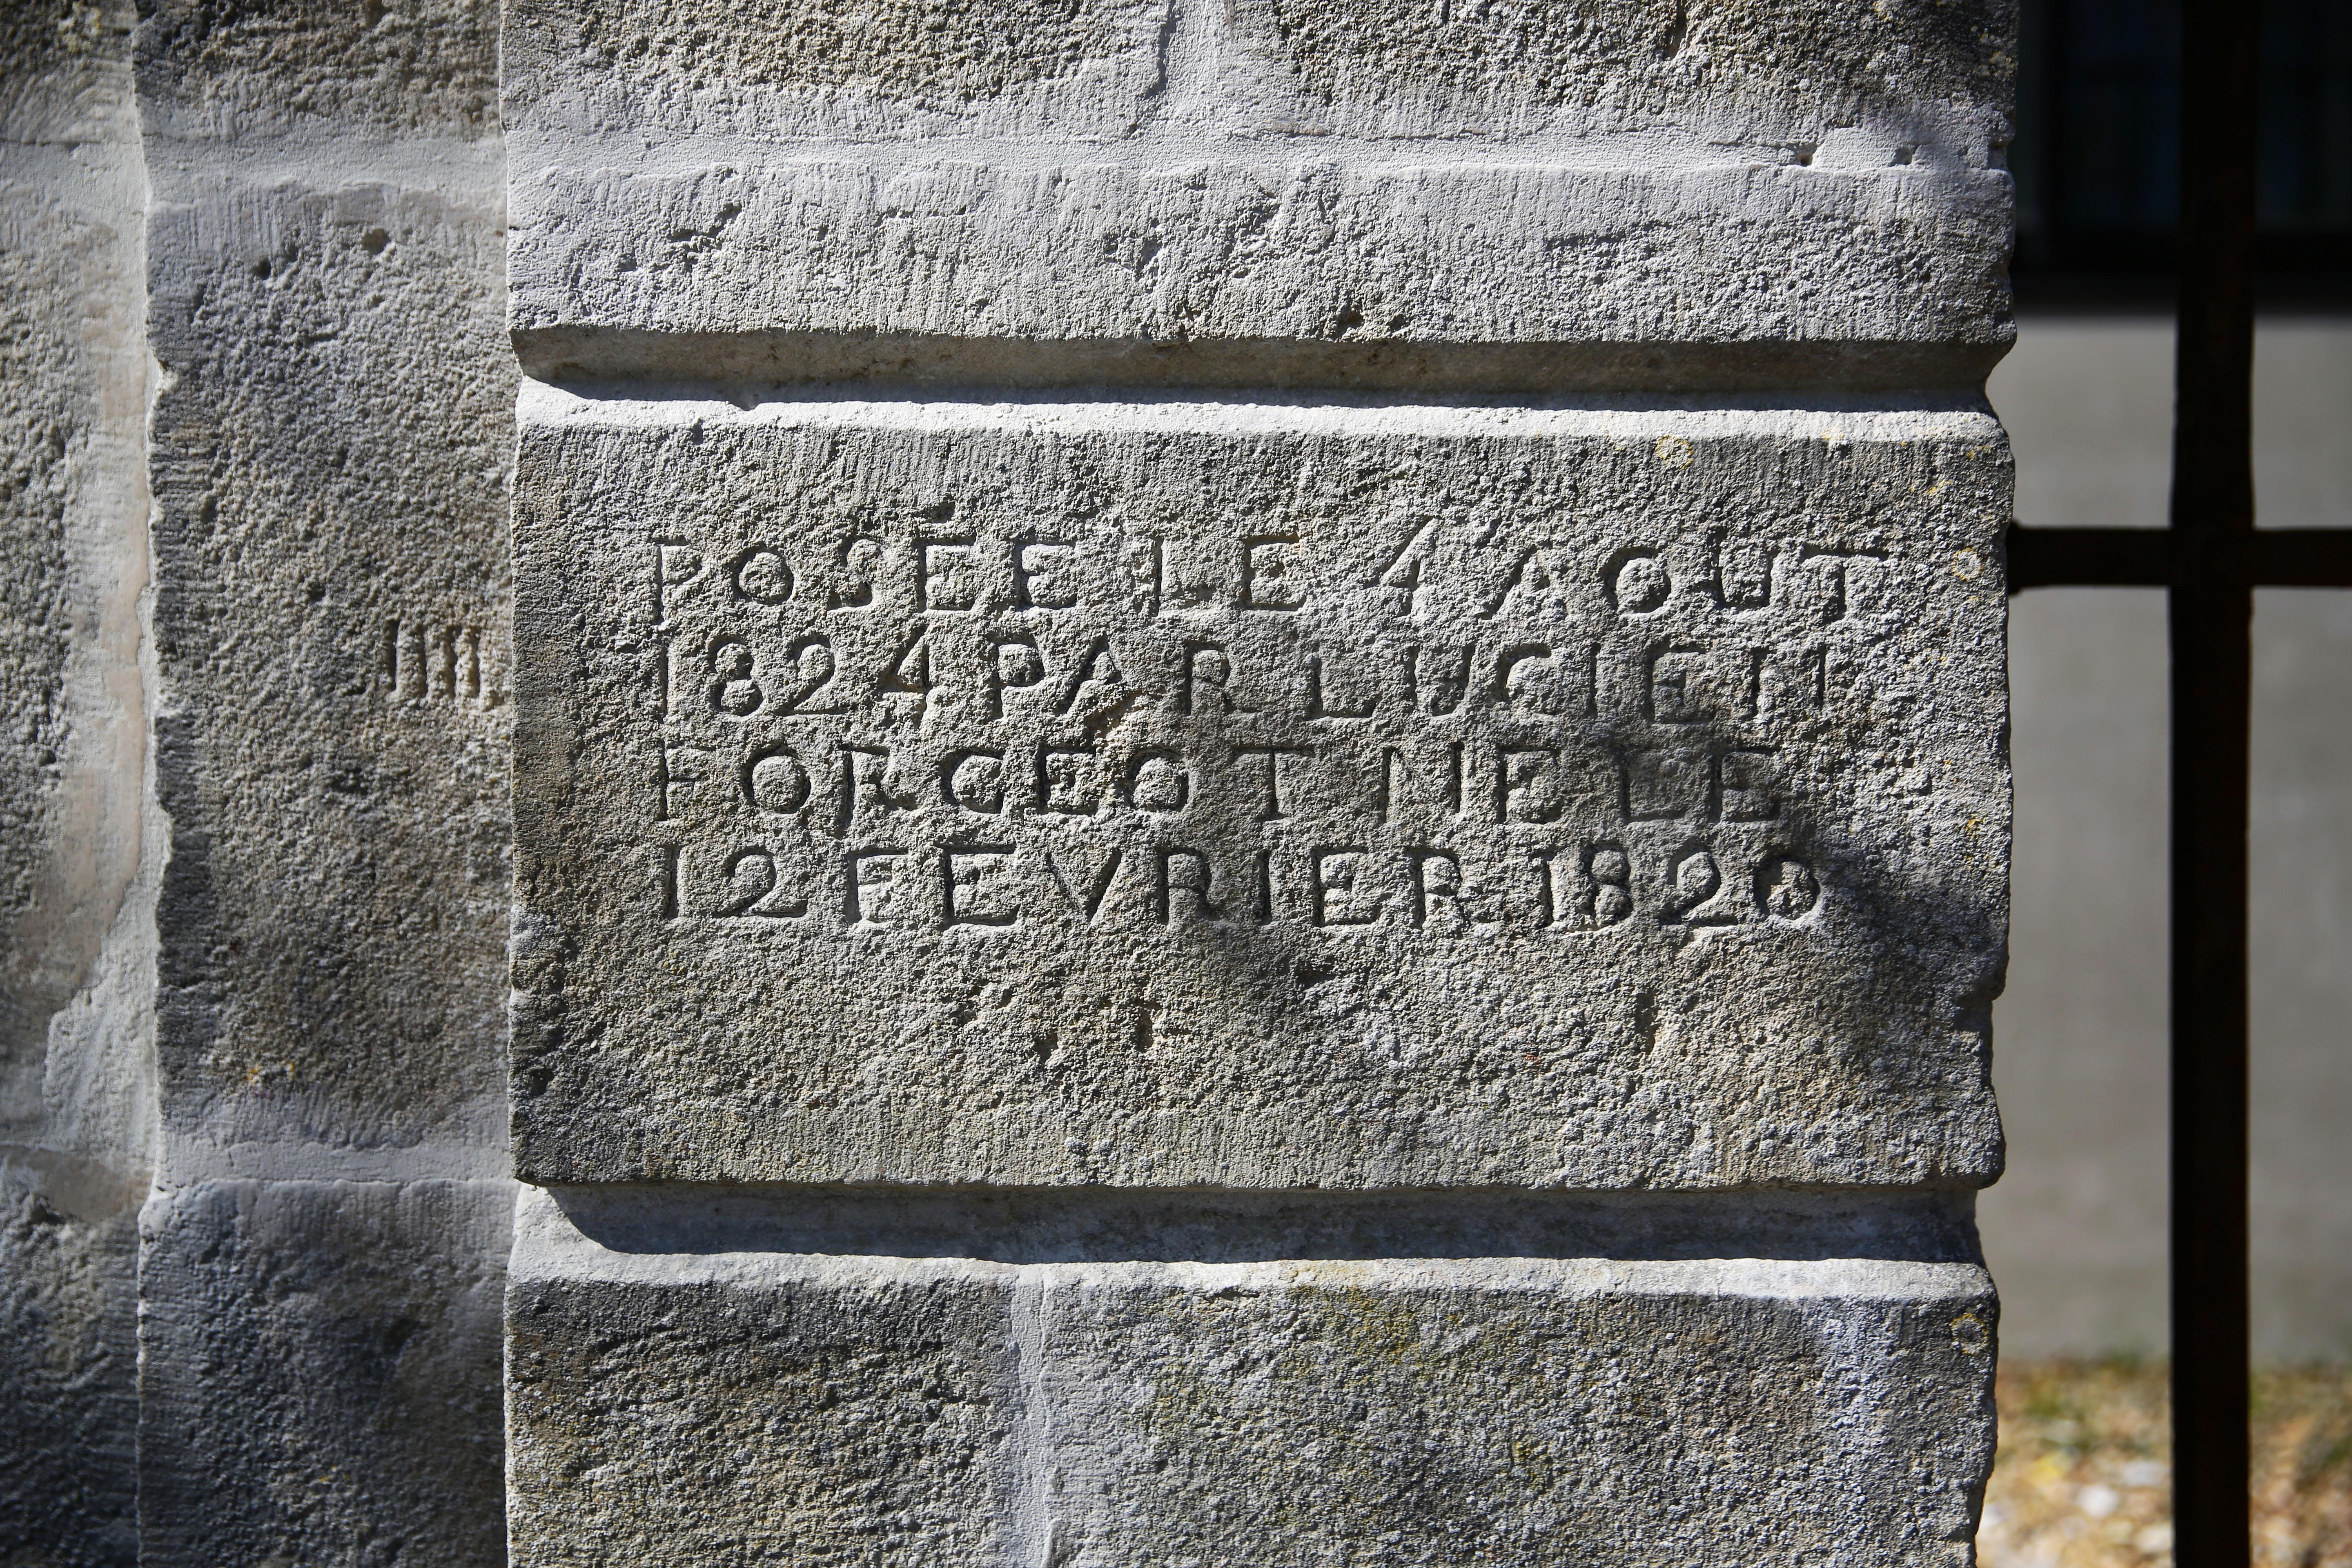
512, 390, 2008, 1188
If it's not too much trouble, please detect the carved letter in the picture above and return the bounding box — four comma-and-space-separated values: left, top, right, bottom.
918, 535, 979, 612
1604, 548, 1672, 615
941, 749, 1007, 814
1497, 747, 1564, 824
837, 744, 915, 835
653, 539, 706, 625
1379, 744, 1462, 822
1156, 849, 1223, 924
1013, 535, 1078, 610
942, 846, 1017, 926
1123, 751, 1192, 813
1310, 848, 1381, 927
1036, 746, 1104, 815
1234, 745, 1308, 820
1179, 642, 1258, 717
743, 741, 811, 815
842, 848, 905, 925
987, 635, 1046, 718
729, 545, 795, 605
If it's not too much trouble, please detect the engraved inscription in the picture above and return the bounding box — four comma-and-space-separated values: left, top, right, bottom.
383, 617, 494, 707
619, 515, 1877, 938
512, 410, 2011, 1189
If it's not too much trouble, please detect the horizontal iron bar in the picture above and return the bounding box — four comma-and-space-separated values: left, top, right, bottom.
2252, 530, 2352, 586
2008, 525, 2174, 588
2006, 524, 2352, 591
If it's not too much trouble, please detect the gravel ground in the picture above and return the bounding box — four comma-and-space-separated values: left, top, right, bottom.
1980, 1360, 2352, 1568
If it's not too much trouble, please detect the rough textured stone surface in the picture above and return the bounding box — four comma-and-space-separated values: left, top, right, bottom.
503, 0, 1172, 142
138, 1180, 511, 1568
0, 7, 152, 1563
506, 0, 2012, 146
0, 0, 2021, 1557
489, 0, 2022, 1555
129, 5, 518, 1563
1225, 0, 2015, 142
509, 163, 2011, 390
0, 1161, 142, 1568
0, 2, 151, 1161
509, 1185, 1998, 1568
136, 0, 498, 142
146, 175, 512, 1158
502, 0, 2015, 385
512, 391, 2008, 1188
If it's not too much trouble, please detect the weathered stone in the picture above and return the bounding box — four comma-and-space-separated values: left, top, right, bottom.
1038, 1259, 1993, 1567
137, 1180, 510, 1568
146, 175, 512, 1160
136, 0, 498, 142
0, 7, 152, 1562
1223, 0, 2015, 143
0, 0, 2028, 1558
508, 1202, 1022, 1568
509, 1185, 1998, 1568
501, 0, 2014, 387
0, 0, 150, 1160
0, 1161, 142, 1568
508, 163, 2011, 390
128, 5, 519, 1561
503, 0, 1171, 142
497, 0, 2015, 1555
512, 392, 2008, 1189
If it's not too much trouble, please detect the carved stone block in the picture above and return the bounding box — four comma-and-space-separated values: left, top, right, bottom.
499, 2, 2015, 1558
508, 1187, 1998, 1568
145, 178, 512, 1160
137, 1180, 511, 1567
512, 391, 2008, 1189
500, 0, 2014, 387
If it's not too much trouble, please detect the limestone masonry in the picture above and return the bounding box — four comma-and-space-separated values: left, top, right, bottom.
512, 396, 2007, 1190
2, 0, 2014, 1562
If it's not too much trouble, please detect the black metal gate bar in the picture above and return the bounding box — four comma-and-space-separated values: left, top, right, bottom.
2167, 0, 2259, 1559
2005, 0, 2352, 1561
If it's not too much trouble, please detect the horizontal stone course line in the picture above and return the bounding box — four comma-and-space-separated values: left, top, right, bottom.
155, 1139, 514, 1185
505, 129, 2003, 180
535, 1183, 1984, 1266
514, 328, 2007, 394
516, 377, 1998, 435
138, 135, 504, 196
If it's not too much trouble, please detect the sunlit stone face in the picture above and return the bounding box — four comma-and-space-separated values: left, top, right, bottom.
509, 392, 2008, 1189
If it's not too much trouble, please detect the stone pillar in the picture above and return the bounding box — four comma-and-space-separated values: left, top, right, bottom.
131, 2, 514, 1561
496, 1, 2016, 1561
1, 7, 149, 1561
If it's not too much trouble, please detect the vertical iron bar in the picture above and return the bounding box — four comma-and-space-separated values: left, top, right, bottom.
2169, 0, 2258, 1559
